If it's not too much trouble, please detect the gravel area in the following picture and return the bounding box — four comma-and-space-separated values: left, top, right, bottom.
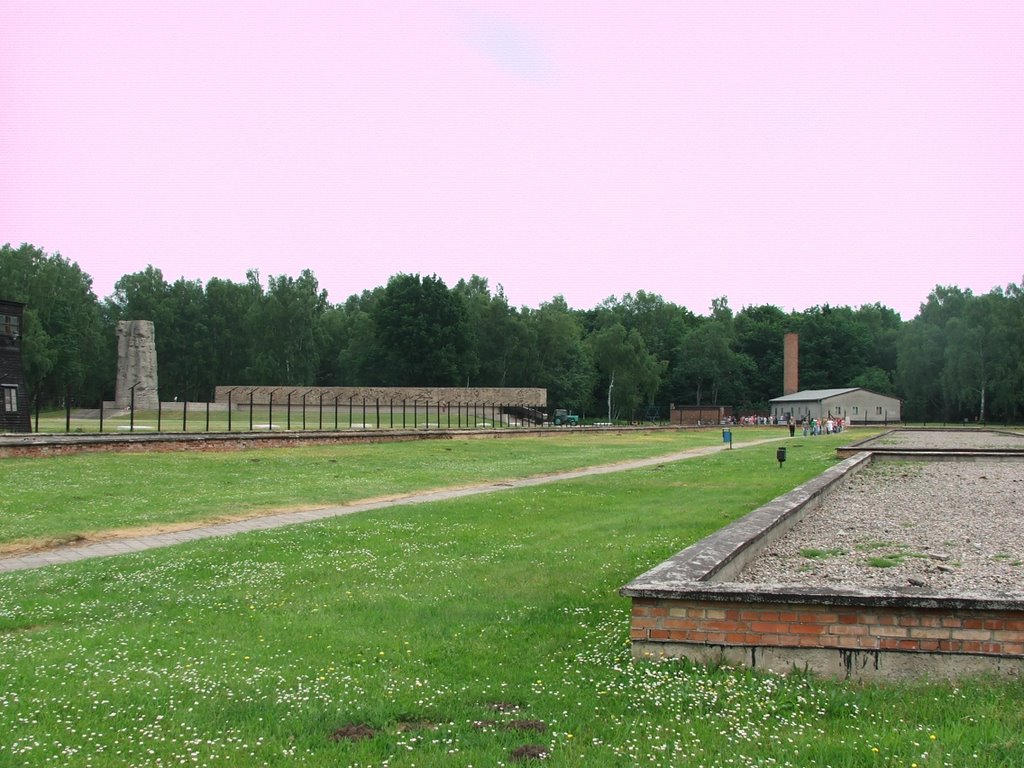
855, 427, 1024, 450
739, 433, 1024, 597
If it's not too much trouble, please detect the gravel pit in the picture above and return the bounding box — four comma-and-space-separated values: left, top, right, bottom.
739, 455, 1024, 597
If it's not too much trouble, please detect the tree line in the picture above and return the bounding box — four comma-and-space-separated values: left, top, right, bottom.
2, 243, 1022, 423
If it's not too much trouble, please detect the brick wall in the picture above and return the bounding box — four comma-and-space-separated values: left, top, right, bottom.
630, 598, 1024, 657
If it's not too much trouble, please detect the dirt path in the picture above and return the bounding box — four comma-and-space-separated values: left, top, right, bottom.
0, 437, 783, 574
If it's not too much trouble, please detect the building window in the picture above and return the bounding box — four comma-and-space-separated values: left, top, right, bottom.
876, 406, 883, 415
2, 314, 18, 338
852, 406, 859, 415
2, 386, 16, 413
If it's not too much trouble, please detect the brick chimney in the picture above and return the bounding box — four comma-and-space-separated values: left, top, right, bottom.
783, 333, 798, 395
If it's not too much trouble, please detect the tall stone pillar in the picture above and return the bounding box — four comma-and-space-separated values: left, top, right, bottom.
115, 320, 159, 410
783, 333, 799, 396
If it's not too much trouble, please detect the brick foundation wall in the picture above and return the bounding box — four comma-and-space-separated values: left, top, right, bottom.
630, 598, 1024, 657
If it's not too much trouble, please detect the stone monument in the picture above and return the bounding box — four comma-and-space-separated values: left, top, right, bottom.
114, 320, 159, 410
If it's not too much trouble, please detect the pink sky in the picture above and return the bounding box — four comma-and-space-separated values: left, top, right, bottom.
3, 1, 1022, 319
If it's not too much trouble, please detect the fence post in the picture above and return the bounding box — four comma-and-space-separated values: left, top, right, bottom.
319, 393, 324, 431
287, 392, 292, 430
362, 398, 367, 430
302, 392, 307, 431
403, 399, 407, 430
157, 399, 162, 432
376, 398, 380, 429
205, 401, 210, 432
183, 400, 188, 432
348, 396, 354, 430
99, 399, 104, 433
249, 392, 254, 431
65, 386, 71, 433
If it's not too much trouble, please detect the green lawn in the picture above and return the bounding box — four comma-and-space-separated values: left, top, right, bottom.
1, 427, 785, 549
1, 432, 1021, 767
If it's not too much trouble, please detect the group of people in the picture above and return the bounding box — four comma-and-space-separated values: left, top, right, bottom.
735, 415, 779, 426
801, 416, 843, 436
730, 414, 846, 435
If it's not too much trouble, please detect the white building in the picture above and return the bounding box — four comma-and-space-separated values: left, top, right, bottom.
769, 388, 901, 424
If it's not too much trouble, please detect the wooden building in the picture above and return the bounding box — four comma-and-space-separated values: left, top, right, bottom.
0, 300, 31, 432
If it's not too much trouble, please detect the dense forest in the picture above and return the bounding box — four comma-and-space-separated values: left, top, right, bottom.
2, 243, 1022, 422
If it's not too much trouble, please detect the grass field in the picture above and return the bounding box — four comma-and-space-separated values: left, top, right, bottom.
1, 430, 1022, 767
0, 428, 773, 551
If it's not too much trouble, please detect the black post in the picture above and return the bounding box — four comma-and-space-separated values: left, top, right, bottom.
348, 396, 353, 429
182, 400, 188, 432
402, 399, 406, 429
227, 390, 233, 432
447, 402, 451, 430
362, 398, 366, 430
157, 399, 162, 432
376, 398, 380, 429
319, 393, 324, 431
34, 393, 40, 433
130, 384, 136, 433
249, 392, 254, 431
334, 395, 339, 430
302, 392, 307, 431
205, 400, 210, 432
99, 400, 104, 433
424, 401, 428, 430
65, 386, 71, 432
287, 392, 292, 430
390, 399, 394, 429
268, 391, 274, 431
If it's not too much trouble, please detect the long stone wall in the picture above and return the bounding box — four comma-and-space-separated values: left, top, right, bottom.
214, 386, 547, 408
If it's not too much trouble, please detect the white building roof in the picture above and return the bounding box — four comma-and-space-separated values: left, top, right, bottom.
769, 388, 861, 403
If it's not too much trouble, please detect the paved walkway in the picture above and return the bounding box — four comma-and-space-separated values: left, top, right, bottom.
0, 439, 780, 574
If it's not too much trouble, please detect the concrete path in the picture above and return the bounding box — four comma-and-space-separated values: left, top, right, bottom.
0, 438, 780, 574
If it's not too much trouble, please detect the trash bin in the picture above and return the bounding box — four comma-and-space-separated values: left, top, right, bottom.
722, 428, 732, 443
776, 447, 787, 467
